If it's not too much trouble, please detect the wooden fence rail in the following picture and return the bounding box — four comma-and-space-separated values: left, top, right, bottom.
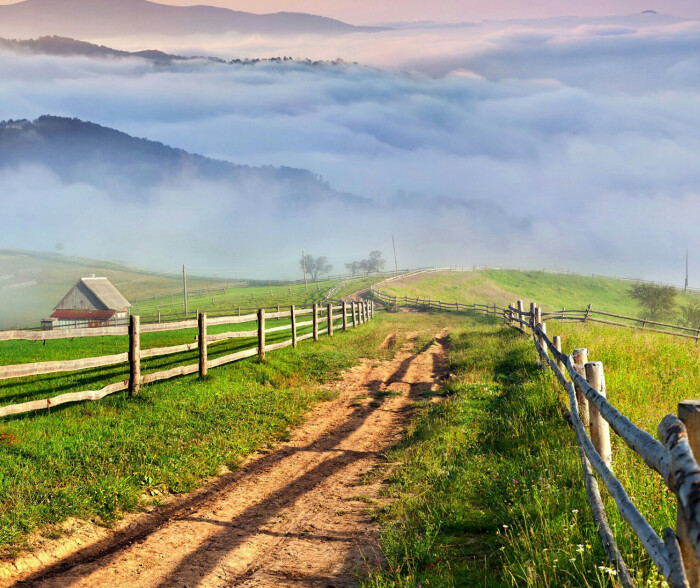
371, 285, 700, 586
0, 300, 375, 419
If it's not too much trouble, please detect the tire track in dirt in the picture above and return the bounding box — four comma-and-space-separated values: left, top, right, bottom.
6, 330, 448, 588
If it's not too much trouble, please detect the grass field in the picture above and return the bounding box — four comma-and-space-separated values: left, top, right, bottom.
363, 306, 699, 586
0, 309, 395, 555
0, 249, 235, 330
129, 276, 379, 322
379, 270, 700, 321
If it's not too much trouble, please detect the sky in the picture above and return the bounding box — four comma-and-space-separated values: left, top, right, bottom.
0, 0, 699, 24
1, 6, 699, 288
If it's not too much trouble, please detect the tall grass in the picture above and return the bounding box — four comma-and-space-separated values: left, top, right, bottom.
365, 316, 694, 587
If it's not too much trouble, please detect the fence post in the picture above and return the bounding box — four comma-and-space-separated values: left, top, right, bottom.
342, 301, 348, 331
553, 336, 563, 371
313, 303, 319, 341
677, 401, 700, 584
327, 302, 334, 337
129, 315, 140, 397
291, 305, 297, 348
573, 349, 591, 427
258, 308, 266, 360
585, 362, 612, 467
199, 312, 208, 378
530, 302, 536, 328
538, 322, 548, 364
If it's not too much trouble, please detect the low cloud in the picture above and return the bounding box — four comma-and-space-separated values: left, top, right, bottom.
1, 14, 700, 285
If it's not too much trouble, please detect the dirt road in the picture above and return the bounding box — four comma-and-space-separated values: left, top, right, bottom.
6, 331, 448, 588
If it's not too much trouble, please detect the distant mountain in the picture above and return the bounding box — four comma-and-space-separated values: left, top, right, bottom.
0, 35, 183, 63
0, 0, 386, 38
0, 116, 363, 205
0, 35, 352, 67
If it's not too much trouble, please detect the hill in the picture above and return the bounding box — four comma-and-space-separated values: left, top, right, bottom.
0, 249, 231, 329
0, 116, 362, 204
0, 35, 350, 66
0, 0, 385, 38
378, 269, 700, 319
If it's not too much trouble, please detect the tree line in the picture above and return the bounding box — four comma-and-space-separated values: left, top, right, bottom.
299, 250, 387, 281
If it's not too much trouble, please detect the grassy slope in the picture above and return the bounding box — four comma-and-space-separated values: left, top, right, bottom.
0, 249, 230, 329
0, 310, 465, 558
365, 314, 692, 587
380, 270, 700, 319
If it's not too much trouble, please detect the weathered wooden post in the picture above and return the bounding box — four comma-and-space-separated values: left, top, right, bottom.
199, 312, 208, 378
554, 335, 563, 372
537, 322, 548, 366
456, 301, 460, 312
585, 362, 612, 467
238, 305, 241, 317
327, 303, 334, 337
129, 315, 140, 397
258, 308, 266, 360
157, 310, 161, 324
313, 303, 319, 341
291, 305, 297, 348
676, 401, 700, 584
342, 301, 348, 331
530, 302, 536, 328
573, 349, 591, 427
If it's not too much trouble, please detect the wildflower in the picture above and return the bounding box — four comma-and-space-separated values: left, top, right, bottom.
569, 558, 575, 563
502, 524, 509, 529
571, 509, 579, 514
576, 544, 584, 553
585, 544, 591, 549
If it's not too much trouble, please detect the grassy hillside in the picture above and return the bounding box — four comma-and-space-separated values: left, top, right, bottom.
0, 249, 236, 330
379, 270, 700, 320
0, 310, 456, 558
0, 249, 369, 330
365, 309, 699, 586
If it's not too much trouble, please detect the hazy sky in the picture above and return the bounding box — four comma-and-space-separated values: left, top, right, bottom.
0, 0, 699, 24
2, 12, 700, 285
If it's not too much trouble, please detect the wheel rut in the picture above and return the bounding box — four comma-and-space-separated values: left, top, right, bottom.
6, 330, 449, 588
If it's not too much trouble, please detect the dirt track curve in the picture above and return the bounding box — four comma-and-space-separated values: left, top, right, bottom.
5, 330, 448, 588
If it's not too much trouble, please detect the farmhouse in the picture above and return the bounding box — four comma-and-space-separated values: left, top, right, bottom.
42, 276, 131, 330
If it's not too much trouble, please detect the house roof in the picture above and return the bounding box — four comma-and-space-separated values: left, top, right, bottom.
51, 309, 118, 320
80, 277, 131, 310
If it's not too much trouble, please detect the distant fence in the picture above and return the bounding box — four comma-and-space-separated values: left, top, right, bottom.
0, 300, 375, 418
372, 289, 700, 342
371, 284, 700, 586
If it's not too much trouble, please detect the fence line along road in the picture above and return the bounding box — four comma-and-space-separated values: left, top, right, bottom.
0, 300, 375, 418
370, 285, 700, 586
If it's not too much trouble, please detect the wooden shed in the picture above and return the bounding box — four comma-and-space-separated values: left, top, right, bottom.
42, 276, 131, 330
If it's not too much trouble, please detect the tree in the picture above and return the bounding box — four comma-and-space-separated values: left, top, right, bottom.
628, 283, 677, 320
681, 300, 700, 329
300, 254, 332, 281
345, 261, 362, 276
347, 251, 386, 276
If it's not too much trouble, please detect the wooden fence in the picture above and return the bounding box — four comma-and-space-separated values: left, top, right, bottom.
371, 287, 700, 586
0, 300, 375, 419
371, 288, 700, 342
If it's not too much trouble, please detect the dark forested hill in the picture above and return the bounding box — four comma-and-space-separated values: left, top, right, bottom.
0, 116, 362, 205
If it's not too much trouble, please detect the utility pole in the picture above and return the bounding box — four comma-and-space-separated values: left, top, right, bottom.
183, 264, 188, 314
686, 249, 689, 293
392, 235, 398, 274
302, 251, 308, 292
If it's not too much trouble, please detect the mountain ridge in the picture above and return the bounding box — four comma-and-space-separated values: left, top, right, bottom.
0, 0, 388, 38
0, 115, 364, 205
